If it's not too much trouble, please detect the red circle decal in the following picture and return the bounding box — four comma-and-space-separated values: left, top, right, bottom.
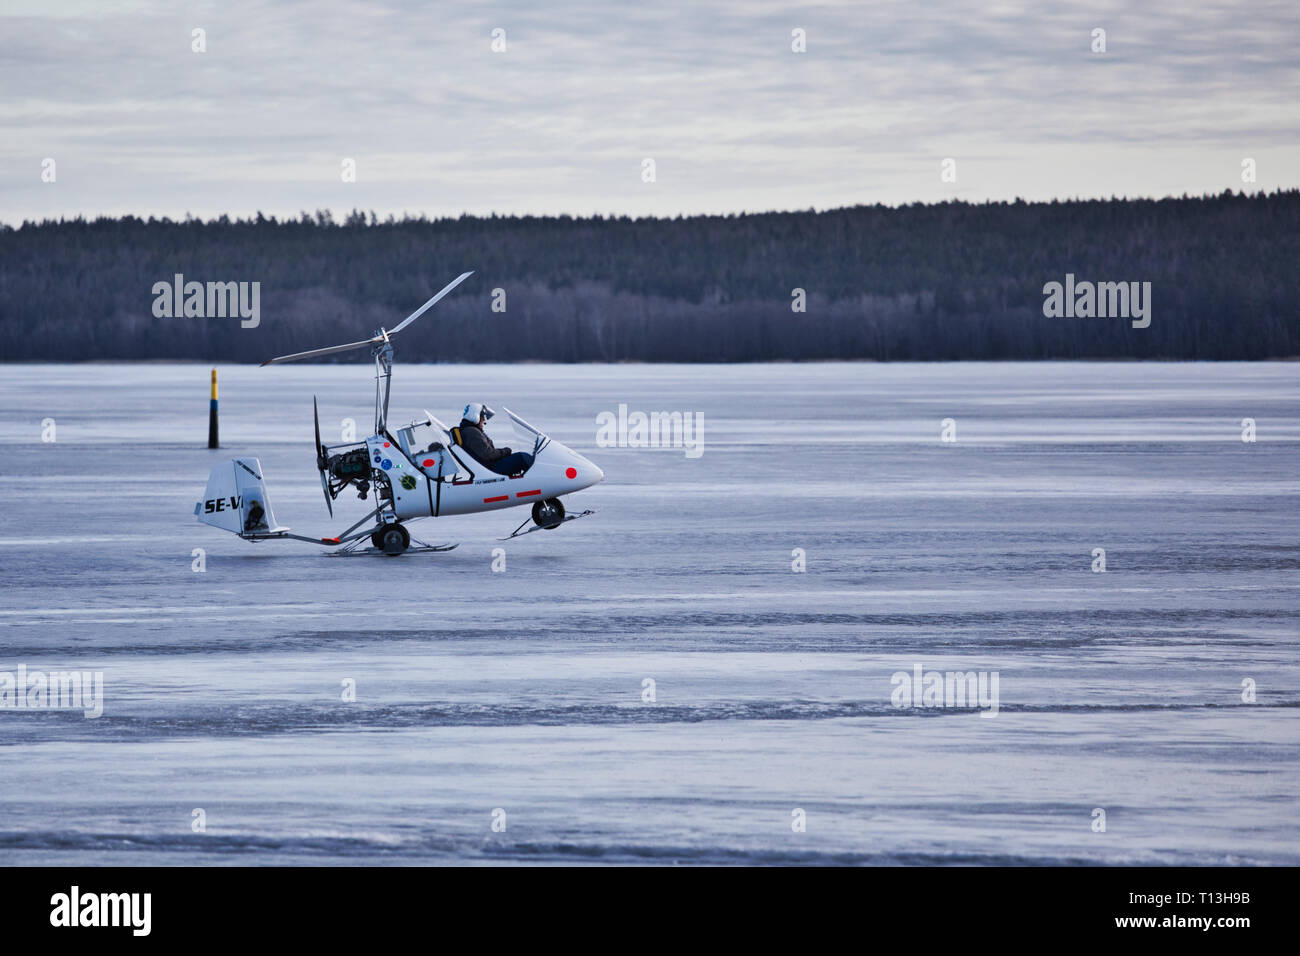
422, 459, 435, 467
383, 442, 390, 448
565, 467, 577, 479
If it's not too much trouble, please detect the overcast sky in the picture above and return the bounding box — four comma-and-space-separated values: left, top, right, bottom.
2, 0, 1296, 223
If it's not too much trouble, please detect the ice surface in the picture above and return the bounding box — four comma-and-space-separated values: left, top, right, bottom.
0, 361, 1297, 864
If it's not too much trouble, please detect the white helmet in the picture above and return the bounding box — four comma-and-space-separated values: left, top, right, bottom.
462, 402, 495, 423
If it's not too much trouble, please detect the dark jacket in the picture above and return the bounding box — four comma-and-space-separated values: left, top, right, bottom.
457, 419, 510, 464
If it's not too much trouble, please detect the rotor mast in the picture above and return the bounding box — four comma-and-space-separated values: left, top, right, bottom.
373, 333, 394, 434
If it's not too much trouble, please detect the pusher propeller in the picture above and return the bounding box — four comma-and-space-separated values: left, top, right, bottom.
314, 396, 333, 518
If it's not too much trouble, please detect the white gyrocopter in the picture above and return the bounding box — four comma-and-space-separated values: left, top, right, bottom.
194, 271, 604, 555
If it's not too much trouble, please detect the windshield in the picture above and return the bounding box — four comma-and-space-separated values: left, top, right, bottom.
503, 407, 548, 455
396, 419, 443, 457
404, 420, 440, 453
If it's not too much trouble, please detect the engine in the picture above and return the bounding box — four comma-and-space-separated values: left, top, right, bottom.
325, 447, 372, 499
327, 447, 370, 481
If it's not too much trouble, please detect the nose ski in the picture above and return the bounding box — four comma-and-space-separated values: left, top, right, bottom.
501, 501, 597, 540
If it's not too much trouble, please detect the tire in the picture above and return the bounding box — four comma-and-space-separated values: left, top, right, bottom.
531, 497, 566, 530
371, 523, 410, 555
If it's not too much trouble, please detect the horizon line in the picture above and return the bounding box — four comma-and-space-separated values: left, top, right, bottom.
5, 187, 1297, 231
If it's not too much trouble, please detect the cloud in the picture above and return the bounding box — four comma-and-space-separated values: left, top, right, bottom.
1, 0, 1296, 222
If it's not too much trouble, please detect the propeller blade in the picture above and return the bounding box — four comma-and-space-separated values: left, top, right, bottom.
314, 396, 332, 518
261, 336, 383, 367
320, 469, 333, 519
388, 271, 474, 335
314, 396, 326, 467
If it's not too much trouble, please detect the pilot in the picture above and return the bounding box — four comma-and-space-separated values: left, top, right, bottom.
457, 403, 534, 476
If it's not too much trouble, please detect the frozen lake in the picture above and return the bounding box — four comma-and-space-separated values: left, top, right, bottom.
1, 361, 1297, 865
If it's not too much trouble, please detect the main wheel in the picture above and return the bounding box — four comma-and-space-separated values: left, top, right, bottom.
371, 523, 410, 555
531, 497, 566, 530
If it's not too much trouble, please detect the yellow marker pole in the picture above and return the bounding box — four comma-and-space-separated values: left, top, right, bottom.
208, 369, 219, 448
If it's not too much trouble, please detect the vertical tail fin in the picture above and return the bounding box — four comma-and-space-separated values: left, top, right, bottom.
194, 458, 286, 536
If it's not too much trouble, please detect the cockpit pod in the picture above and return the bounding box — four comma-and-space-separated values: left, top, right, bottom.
400, 406, 602, 517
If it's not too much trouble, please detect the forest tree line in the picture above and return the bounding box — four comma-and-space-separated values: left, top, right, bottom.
1, 190, 1296, 362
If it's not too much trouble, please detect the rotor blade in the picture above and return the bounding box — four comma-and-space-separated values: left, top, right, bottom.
261, 336, 383, 367
259, 272, 473, 366
388, 271, 474, 335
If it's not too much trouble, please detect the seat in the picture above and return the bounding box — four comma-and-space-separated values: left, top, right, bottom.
445, 428, 478, 483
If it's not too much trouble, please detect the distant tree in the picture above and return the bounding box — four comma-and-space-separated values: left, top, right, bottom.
0, 191, 1296, 362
